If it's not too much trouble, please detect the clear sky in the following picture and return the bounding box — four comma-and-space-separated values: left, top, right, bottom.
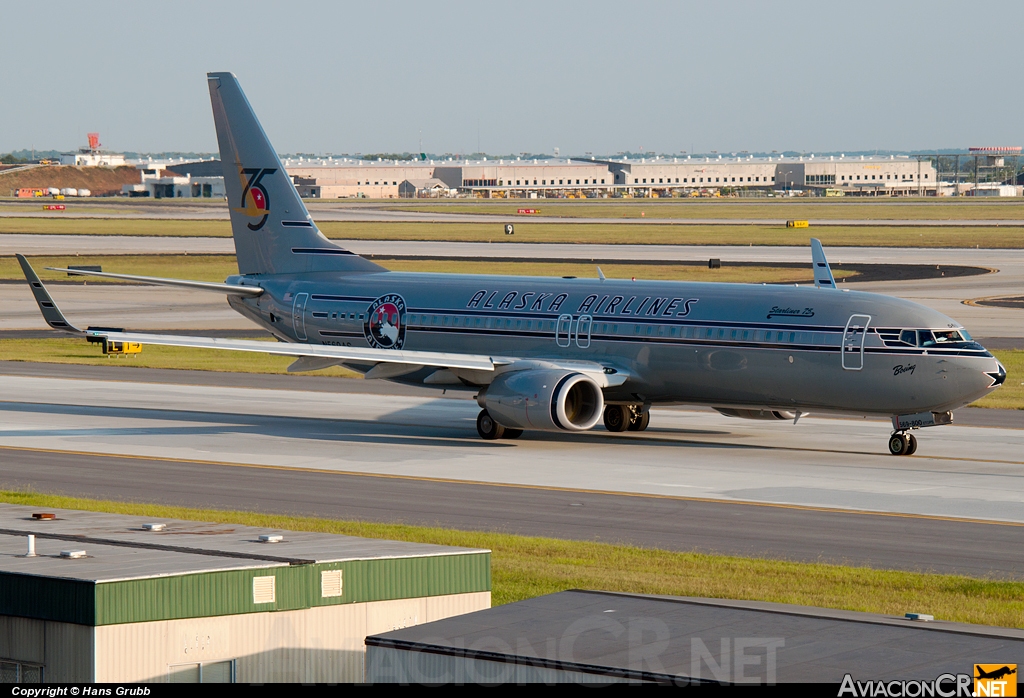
3, 1, 1022, 156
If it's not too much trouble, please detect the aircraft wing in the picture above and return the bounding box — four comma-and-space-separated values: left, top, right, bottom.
94, 330, 497, 371
18, 254, 630, 383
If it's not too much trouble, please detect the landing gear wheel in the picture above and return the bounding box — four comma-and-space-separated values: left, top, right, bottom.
603, 405, 630, 432
888, 432, 910, 456
477, 409, 505, 440
502, 428, 524, 439
905, 433, 918, 456
627, 408, 651, 432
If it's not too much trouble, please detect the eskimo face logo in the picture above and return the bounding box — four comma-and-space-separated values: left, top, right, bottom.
364, 294, 406, 349
236, 167, 277, 231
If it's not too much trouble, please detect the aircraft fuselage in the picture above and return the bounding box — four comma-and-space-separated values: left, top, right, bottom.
227, 270, 1002, 416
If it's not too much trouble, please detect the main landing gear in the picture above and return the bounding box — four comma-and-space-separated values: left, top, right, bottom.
888, 431, 918, 456
476, 410, 522, 440
603, 405, 650, 432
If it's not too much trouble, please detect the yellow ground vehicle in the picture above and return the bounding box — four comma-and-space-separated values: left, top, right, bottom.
103, 340, 142, 356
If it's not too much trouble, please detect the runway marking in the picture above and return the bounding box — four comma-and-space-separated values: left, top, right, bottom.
1, 443, 1022, 529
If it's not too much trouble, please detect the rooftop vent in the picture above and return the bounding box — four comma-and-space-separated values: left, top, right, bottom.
142, 523, 166, 531
258, 534, 283, 543
32, 513, 55, 520
60, 550, 87, 559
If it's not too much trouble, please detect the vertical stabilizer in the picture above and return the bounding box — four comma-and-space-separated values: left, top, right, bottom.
207, 72, 382, 276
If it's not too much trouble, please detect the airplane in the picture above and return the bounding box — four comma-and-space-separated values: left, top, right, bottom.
17, 72, 1006, 455
975, 666, 1016, 681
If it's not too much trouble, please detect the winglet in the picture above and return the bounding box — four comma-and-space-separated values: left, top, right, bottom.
810, 238, 836, 289
16, 254, 84, 334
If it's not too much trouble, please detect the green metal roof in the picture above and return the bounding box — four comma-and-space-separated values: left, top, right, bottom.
0, 505, 489, 625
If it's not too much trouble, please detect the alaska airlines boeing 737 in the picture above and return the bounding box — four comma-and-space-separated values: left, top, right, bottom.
18, 72, 1006, 455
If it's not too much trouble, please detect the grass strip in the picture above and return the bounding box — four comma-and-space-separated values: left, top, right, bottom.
0, 491, 1019, 626
384, 200, 1024, 221
2, 217, 1023, 247
0, 254, 238, 283
0, 217, 231, 237
971, 349, 1024, 410
0, 337, 359, 377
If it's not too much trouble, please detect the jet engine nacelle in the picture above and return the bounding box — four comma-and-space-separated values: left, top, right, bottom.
479, 369, 605, 432
716, 408, 798, 421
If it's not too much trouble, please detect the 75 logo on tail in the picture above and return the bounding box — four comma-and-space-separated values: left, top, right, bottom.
235, 167, 276, 230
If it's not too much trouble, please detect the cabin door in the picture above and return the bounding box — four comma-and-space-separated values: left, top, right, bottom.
292, 292, 309, 341
575, 315, 592, 348
842, 314, 871, 371
556, 314, 573, 347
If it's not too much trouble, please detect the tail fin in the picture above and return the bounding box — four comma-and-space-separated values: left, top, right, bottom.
207, 72, 382, 276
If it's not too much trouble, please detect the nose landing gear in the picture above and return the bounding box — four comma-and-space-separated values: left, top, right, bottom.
888, 431, 918, 456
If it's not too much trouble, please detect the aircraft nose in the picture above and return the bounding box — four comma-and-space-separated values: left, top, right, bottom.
985, 361, 1007, 388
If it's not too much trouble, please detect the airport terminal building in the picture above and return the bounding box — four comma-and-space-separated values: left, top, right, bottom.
275, 155, 938, 199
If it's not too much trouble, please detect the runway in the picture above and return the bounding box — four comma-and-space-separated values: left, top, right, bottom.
0, 363, 1021, 578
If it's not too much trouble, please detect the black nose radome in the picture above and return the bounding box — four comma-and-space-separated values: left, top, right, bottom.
986, 363, 1007, 387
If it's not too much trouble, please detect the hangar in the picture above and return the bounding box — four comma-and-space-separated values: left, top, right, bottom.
0, 504, 489, 683
367, 590, 1023, 684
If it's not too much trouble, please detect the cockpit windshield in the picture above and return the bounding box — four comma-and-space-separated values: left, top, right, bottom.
881, 327, 986, 353
930, 329, 968, 345
893, 328, 979, 348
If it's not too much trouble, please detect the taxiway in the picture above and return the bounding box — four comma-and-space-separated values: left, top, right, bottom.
0, 363, 1021, 578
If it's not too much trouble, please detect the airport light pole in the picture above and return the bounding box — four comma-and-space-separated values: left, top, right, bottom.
779, 169, 794, 195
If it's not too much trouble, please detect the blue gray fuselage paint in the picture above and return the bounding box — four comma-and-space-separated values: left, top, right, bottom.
225, 269, 1001, 416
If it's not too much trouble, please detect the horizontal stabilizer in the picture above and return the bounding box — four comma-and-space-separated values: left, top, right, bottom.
45, 267, 264, 296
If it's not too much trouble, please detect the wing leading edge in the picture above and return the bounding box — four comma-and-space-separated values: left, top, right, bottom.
17, 253, 494, 371
17, 255, 634, 385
